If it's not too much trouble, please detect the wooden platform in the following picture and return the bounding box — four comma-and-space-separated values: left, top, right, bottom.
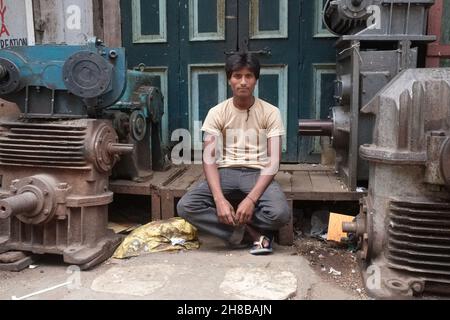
109, 164, 365, 245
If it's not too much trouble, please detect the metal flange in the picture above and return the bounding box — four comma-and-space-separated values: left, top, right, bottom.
7, 176, 56, 225
0, 58, 21, 95
63, 51, 112, 98
130, 110, 147, 141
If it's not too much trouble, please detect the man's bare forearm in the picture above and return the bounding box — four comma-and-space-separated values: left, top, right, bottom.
202, 134, 225, 201
247, 136, 281, 202
203, 162, 225, 201
247, 173, 276, 203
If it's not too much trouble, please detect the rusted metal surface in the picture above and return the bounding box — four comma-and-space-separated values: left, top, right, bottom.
351, 68, 450, 298
0, 99, 21, 120
298, 119, 333, 136
0, 119, 127, 270
0, 251, 39, 272
0, 40, 169, 270
0, 192, 38, 220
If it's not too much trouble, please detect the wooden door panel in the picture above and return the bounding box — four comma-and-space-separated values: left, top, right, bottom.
188, 65, 227, 151
132, 0, 167, 43
244, 0, 299, 161
179, 0, 237, 134
298, 0, 336, 162
249, 0, 288, 39
254, 66, 288, 152
121, 0, 337, 162
189, 0, 226, 41
121, 0, 179, 146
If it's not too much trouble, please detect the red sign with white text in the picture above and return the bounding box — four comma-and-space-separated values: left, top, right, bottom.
0, 0, 30, 48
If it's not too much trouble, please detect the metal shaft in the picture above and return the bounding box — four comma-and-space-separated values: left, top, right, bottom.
342, 221, 357, 233
107, 143, 134, 155
298, 119, 333, 136
0, 192, 39, 219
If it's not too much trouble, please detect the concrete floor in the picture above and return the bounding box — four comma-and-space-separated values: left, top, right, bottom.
0, 234, 361, 300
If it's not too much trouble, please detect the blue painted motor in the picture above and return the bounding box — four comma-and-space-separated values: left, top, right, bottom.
0, 38, 126, 118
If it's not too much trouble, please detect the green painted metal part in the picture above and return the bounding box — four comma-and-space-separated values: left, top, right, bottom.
0, 39, 127, 118
105, 69, 166, 180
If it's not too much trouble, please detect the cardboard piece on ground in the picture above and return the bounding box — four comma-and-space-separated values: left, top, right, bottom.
327, 212, 354, 242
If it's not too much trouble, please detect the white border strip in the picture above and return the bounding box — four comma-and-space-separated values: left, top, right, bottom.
25, 0, 35, 45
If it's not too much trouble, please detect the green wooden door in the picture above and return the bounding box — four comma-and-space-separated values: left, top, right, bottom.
120, 0, 181, 148
237, 0, 299, 161
178, 0, 238, 153
121, 0, 237, 151
120, 0, 336, 162
298, 0, 338, 162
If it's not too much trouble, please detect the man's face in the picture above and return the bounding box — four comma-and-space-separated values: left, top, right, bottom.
228, 67, 257, 99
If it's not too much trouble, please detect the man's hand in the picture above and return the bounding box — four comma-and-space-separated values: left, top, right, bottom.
215, 197, 237, 226
235, 197, 255, 225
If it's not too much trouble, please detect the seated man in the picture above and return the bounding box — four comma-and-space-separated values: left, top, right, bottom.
177, 52, 290, 255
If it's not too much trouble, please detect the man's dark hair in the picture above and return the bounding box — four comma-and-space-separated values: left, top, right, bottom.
225, 53, 260, 80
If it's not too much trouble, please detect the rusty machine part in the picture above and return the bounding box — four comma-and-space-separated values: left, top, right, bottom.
0, 39, 137, 270
298, 119, 333, 137
0, 120, 133, 270
345, 68, 450, 298
299, 0, 435, 190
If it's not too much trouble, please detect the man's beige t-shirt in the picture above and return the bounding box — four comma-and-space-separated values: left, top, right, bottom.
201, 97, 285, 170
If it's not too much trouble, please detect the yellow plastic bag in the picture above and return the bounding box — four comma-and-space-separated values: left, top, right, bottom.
113, 217, 200, 259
